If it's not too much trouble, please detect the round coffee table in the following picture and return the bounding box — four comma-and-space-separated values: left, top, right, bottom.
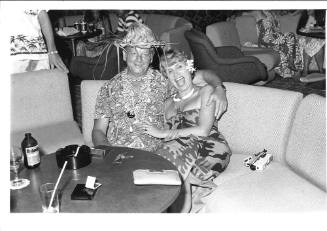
57, 29, 102, 56
10, 146, 181, 213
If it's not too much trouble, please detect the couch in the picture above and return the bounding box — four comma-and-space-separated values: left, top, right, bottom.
200, 84, 326, 212
62, 12, 193, 58
10, 70, 85, 155
81, 78, 326, 212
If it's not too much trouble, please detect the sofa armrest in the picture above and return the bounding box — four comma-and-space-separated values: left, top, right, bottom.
212, 53, 265, 66
160, 23, 193, 58
206, 59, 268, 84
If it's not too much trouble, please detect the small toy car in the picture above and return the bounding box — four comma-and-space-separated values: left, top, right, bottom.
250, 153, 273, 171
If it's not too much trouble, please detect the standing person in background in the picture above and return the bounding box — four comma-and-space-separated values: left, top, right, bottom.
243, 10, 303, 78
116, 10, 144, 33
10, 10, 68, 74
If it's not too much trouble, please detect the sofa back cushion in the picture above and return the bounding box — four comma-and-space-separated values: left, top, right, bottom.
11, 70, 74, 133
285, 94, 326, 192
235, 15, 258, 45
220, 83, 303, 162
81, 80, 107, 146
278, 13, 301, 34
206, 22, 241, 48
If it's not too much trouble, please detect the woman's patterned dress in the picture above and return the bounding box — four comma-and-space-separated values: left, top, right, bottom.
256, 11, 303, 78
155, 108, 232, 212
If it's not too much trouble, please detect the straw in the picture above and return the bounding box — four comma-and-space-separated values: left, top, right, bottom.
74, 146, 81, 157
48, 160, 68, 210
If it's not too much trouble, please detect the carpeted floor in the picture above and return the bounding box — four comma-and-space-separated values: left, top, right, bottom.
263, 74, 326, 97
70, 73, 326, 130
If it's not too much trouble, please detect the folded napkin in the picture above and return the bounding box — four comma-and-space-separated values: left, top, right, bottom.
56, 27, 79, 37
133, 169, 181, 185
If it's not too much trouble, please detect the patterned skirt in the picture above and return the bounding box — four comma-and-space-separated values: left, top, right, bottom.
155, 134, 232, 212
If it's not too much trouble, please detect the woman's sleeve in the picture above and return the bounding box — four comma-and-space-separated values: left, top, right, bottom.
94, 82, 112, 119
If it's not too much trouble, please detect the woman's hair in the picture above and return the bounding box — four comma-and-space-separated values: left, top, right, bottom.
159, 49, 187, 78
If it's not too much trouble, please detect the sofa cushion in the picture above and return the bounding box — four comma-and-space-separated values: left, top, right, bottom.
144, 14, 179, 38
235, 15, 258, 45
206, 22, 241, 48
221, 83, 303, 163
11, 121, 85, 155
201, 161, 327, 213
81, 80, 107, 146
278, 13, 301, 34
11, 69, 74, 132
286, 94, 326, 192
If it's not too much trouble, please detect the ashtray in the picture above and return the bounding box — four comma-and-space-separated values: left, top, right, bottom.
56, 145, 91, 170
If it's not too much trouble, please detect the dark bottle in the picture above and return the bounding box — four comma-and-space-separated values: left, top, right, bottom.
21, 133, 40, 169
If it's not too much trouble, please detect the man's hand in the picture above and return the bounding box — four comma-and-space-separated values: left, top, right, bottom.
49, 53, 69, 73
206, 84, 227, 119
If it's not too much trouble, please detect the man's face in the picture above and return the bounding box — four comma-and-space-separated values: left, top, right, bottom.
126, 46, 153, 77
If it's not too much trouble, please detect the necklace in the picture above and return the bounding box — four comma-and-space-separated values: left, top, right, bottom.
173, 87, 195, 102
121, 69, 152, 121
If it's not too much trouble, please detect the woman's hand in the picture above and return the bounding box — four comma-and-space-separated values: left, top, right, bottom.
206, 85, 228, 120
137, 121, 165, 138
49, 53, 69, 73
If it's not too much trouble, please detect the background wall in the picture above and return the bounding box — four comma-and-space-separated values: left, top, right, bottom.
48, 10, 243, 32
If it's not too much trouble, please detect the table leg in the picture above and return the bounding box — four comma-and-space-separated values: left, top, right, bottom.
71, 39, 76, 56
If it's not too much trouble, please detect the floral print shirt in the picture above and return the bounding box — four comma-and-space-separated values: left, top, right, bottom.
10, 10, 48, 60
94, 68, 169, 152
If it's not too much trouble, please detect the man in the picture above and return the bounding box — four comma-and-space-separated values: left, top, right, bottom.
92, 22, 227, 151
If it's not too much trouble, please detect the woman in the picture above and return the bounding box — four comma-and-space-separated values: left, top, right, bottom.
139, 50, 232, 213
10, 9, 68, 73
297, 10, 325, 76
245, 10, 303, 78
76, 10, 112, 57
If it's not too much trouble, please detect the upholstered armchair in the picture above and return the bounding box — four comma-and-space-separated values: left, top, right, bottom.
184, 29, 268, 84
206, 21, 280, 83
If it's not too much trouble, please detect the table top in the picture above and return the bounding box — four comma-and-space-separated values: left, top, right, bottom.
58, 29, 102, 40
10, 146, 181, 213
297, 28, 325, 39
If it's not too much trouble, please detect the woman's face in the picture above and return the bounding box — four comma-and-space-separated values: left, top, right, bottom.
165, 61, 193, 92
126, 46, 153, 77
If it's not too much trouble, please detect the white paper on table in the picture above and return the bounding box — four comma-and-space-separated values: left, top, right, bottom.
133, 169, 181, 185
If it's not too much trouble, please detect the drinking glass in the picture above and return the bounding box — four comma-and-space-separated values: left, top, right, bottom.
39, 183, 60, 213
10, 146, 29, 189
